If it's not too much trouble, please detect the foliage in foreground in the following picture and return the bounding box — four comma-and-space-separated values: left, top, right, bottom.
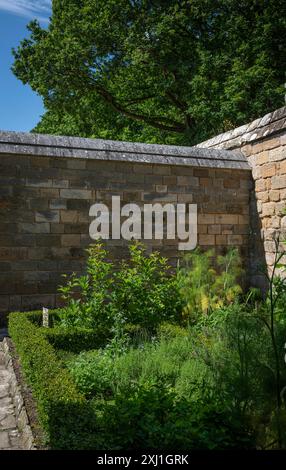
12, 0, 285, 144
8, 311, 255, 450
9, 241, 286, 449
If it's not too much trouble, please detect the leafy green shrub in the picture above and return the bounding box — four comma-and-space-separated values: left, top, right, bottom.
93, 382, 254, 450
58, 243, 114, 330
58, 241, 182, 332
66, 350, 115, 398
8, 312, 98, 449
110, 242, 182, 329
191, 298, 286, 449
158, 322, 189, 340
67, 334, 254, 450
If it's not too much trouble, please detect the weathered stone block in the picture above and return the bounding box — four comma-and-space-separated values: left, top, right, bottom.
49, 199, 67, 210
269, 190, 280, 202
255, 179, 266, 192
215, 234, 227, 245
60, 211, 79, 223
260, 163, 276, 178
177, 176, 199, 186
200, 178, 212, 187
256, 191, 269, 202
29, 198, 49, 211
227, 234, 243, 245
223, 179, 240, 189
40, 188, 59, 198
198, 224, 207, 234
234, 225, 249, 235
221, 224, 234, 234
279, 159, 286, 174
269, 146, 286, 162
35, 211, 60, 223
9, 295, 22, 310
163, 176, 177, 185
26, 178, 53, 188
0, 262, 11, 271
35, 235, 61, 247
60, 189, 92, 199
215, 214, 238, 224
64, 223, 89, 234
67, 159, 86, 170
275, 201, 286, 216
199, 234, 215, 245
255, 151, 269, 166
252, 137, 280, 153
23, 271, 50, 282
19, 222, 50, 234
61, 235, 81, 247
67, 199, 90, 210
30, 156, 50, 168
50, 224, 65, 234
52, 179, 69, 189
208, 225, 221, 235
0, 296, 9, 310
198, 214, 215, 224
171, 166, 195, 176
271, 175, 286, 190
193, 169, 209, 177
153, 165, 171, 175
155, 185, 168, 193
0, 248, 27, 261
271, 216, 281, 229
142, 193, 177, 202
144, 175, 162, 185
178, 194, 193, 203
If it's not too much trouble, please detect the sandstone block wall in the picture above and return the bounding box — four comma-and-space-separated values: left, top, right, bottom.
198, 106, 286, 288
0, 134, 251, 320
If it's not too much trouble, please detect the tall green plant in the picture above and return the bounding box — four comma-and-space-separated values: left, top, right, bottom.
178, 248, 243, 323
256, 236, 286, 448
58, 243, 114, 331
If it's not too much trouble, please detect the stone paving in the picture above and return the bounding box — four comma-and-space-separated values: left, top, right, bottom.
0, 342, 23, 450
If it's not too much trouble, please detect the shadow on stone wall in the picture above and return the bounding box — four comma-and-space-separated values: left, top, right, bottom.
249, 187, 268, 294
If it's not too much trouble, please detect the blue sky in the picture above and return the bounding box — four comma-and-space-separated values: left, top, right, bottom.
0, 1, 51, 132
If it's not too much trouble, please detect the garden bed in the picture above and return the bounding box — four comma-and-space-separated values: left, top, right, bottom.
7, 243, 286, 450
8, 310, 256, 450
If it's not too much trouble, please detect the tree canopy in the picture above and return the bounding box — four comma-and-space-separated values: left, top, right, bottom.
12, 0, 286, 145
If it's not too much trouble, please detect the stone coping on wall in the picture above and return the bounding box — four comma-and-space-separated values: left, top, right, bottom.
197, 106, 286, 150
0, 130, 250, 171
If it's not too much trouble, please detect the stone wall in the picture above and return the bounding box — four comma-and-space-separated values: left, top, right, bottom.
0, 133, 251, 320
1, 339, 35, 449
198, 106, 286, 288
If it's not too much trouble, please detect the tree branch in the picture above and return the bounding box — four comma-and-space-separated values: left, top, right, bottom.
94, 83, 186, 132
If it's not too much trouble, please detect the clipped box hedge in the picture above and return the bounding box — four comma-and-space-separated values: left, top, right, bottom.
23, 310, 110, 353
8, 311, 99, 449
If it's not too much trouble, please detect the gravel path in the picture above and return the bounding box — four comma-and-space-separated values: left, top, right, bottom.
0, 342, 23, 450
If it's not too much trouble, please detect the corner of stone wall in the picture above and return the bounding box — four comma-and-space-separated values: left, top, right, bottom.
197, 106, 286, 290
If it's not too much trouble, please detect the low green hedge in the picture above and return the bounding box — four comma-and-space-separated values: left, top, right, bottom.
8, 312, 98, 449
23, 310, 110, 353
43, 326, 108, 353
